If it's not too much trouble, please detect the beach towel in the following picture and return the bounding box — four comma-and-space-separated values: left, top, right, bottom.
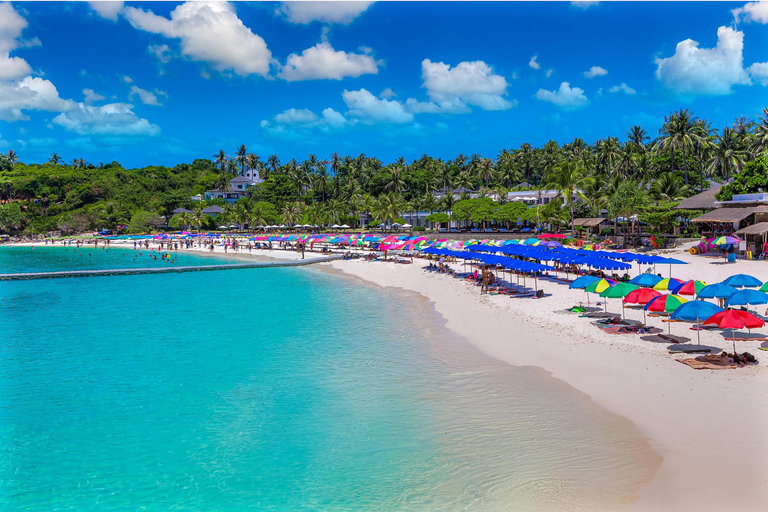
677, 355, 739, 370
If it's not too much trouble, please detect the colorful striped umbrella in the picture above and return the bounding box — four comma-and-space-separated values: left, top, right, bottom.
644, 294, 688, 312
671, 280, 707, 296
712, 236, 740, 245
600, 282, 640, 298
624, 288, 662, 324
585, 278, 617, 294
653, 278, 684, 292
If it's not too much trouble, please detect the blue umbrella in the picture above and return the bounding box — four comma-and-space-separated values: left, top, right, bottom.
726, 289, 768, 307
697, 283, 738, 299
629, 273, 663, 287
722, 273, 762, 288
671, 301, 725, 344
570, 275, 600, 289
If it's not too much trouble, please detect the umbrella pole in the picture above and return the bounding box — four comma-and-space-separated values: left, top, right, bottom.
732, 328, 736, 355
643, 308, 646, 326
696, 316, 700, 345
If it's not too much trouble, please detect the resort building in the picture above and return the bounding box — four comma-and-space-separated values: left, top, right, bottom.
201, 205, 224, 218
204, 175, 263, 204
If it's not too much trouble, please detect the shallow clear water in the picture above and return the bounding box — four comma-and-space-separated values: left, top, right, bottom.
0, 246, 658, 511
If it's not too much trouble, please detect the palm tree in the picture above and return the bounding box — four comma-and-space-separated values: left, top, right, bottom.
315, 162, 329, 201
282, 201, 304, 225
474, 157, 496, 188
659, 109, 696, 184
385, 166, 406, 195
267, 154, 280, 175
546, 160, 591, 232
751, 107, 768, 158
249, 202, 270, 228
214, 150, 227, 173
708, 127, 746, 180
627, 125, 649, 151
519, 143, 534, 182
6, 149, 18, 164
236, 145, 247, 175
650, 172, 690, 202
48, 153, 61, 165
192, 204, 207, 231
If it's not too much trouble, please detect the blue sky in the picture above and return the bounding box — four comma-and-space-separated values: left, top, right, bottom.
1, 1, 767, 167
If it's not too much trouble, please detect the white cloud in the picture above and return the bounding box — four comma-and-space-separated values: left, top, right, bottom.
733, 1, 768, 24
0, 2, 32, 80
122, 75, 133, 83
608, 82, 636, 95
529, 55, 540, 70
584, 65, 608, 78
124, 1, 272, 77
83, 88, 105, 104
343, 88, 413, 123
0, 76, 75, 121
572, 1, 600, 8
148, 44, 172, 64
749, 61, 768, 85
87, 1, 124, 21
129, 85, 164, 106
535, 82, 589, 109
380, 88, 395, 99
274, 108, 320, 125
52, 103, 160, 136
545, 69, 553, 78
276, 2, 374, 25
655, 26, 751, 96
279, 41, 379, 81
417, 59, 515, 112
261, 106, 348, 141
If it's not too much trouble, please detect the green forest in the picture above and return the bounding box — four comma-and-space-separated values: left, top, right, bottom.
0, 107, 766, 236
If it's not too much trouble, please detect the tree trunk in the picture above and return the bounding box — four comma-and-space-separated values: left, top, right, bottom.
682, 145, 688, 185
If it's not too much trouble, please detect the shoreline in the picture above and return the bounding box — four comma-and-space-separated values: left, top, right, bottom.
9, 241, 768, 510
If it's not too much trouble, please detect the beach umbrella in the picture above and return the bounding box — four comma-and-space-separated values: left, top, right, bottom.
645, 294, 688, 334
760, 282, 768, 292
726, 289, 768, 308
698, 282, 738, 300
585, 278, 616, 294
570, 275, 600, 289
601, 282, 640, 317
623, 288, 661, 324
712, 236, 740, 246
703, 309, 764, 353
629, 273, 663, 288
585, 278, 617, 311
600, 282, 639, 298
722, 273, 762, 288
653, 277, 684, 292
671, 301, 725, 344
670, 279, 707, 297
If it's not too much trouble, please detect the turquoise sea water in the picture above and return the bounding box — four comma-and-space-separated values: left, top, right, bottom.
0, 246, 658, 511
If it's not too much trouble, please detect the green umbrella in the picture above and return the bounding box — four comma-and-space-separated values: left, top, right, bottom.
600, 282, 640, 317
760, 281, 768, 293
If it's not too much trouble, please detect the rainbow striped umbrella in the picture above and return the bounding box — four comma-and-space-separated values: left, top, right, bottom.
653, 278, 684, 292
644, 294, 688, 312
585, 278, 617, 294
712, 236, 740, 245
671, 280, 707, 296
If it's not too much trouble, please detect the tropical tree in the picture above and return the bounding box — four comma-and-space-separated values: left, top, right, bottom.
708, 127, 746, 180
546, 160, 591, 232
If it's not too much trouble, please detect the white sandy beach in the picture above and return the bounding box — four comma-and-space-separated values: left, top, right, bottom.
18, 239, 768, 510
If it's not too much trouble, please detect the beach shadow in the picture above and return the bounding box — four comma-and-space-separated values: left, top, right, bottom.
641, 333, 691, 344
668, 344, 720, 354
721, 331, 767, 341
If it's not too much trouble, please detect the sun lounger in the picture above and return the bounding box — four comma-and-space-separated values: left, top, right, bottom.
677, 355, 739, 370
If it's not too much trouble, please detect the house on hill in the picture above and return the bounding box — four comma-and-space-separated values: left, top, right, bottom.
204, 175, 262, 204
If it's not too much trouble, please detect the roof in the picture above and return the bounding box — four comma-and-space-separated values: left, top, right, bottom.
230, 176, 251, 183
573, 217, 607, 227
172, 207, 193, 214
674, 184, 721, 210
691, 206, 768, 223
202, 205, 224, 214
735, 222, 768, 236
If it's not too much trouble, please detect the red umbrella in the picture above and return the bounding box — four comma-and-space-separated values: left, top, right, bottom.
539, 233, 567, 239
623, 288, 661, 305
623, 288, 661, 325
702, 309, 765, 353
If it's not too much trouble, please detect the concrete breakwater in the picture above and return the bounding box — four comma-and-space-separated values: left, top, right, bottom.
0, 255, 342, 281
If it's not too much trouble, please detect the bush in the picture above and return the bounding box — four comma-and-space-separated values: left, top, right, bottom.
412, 225, 426, 231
